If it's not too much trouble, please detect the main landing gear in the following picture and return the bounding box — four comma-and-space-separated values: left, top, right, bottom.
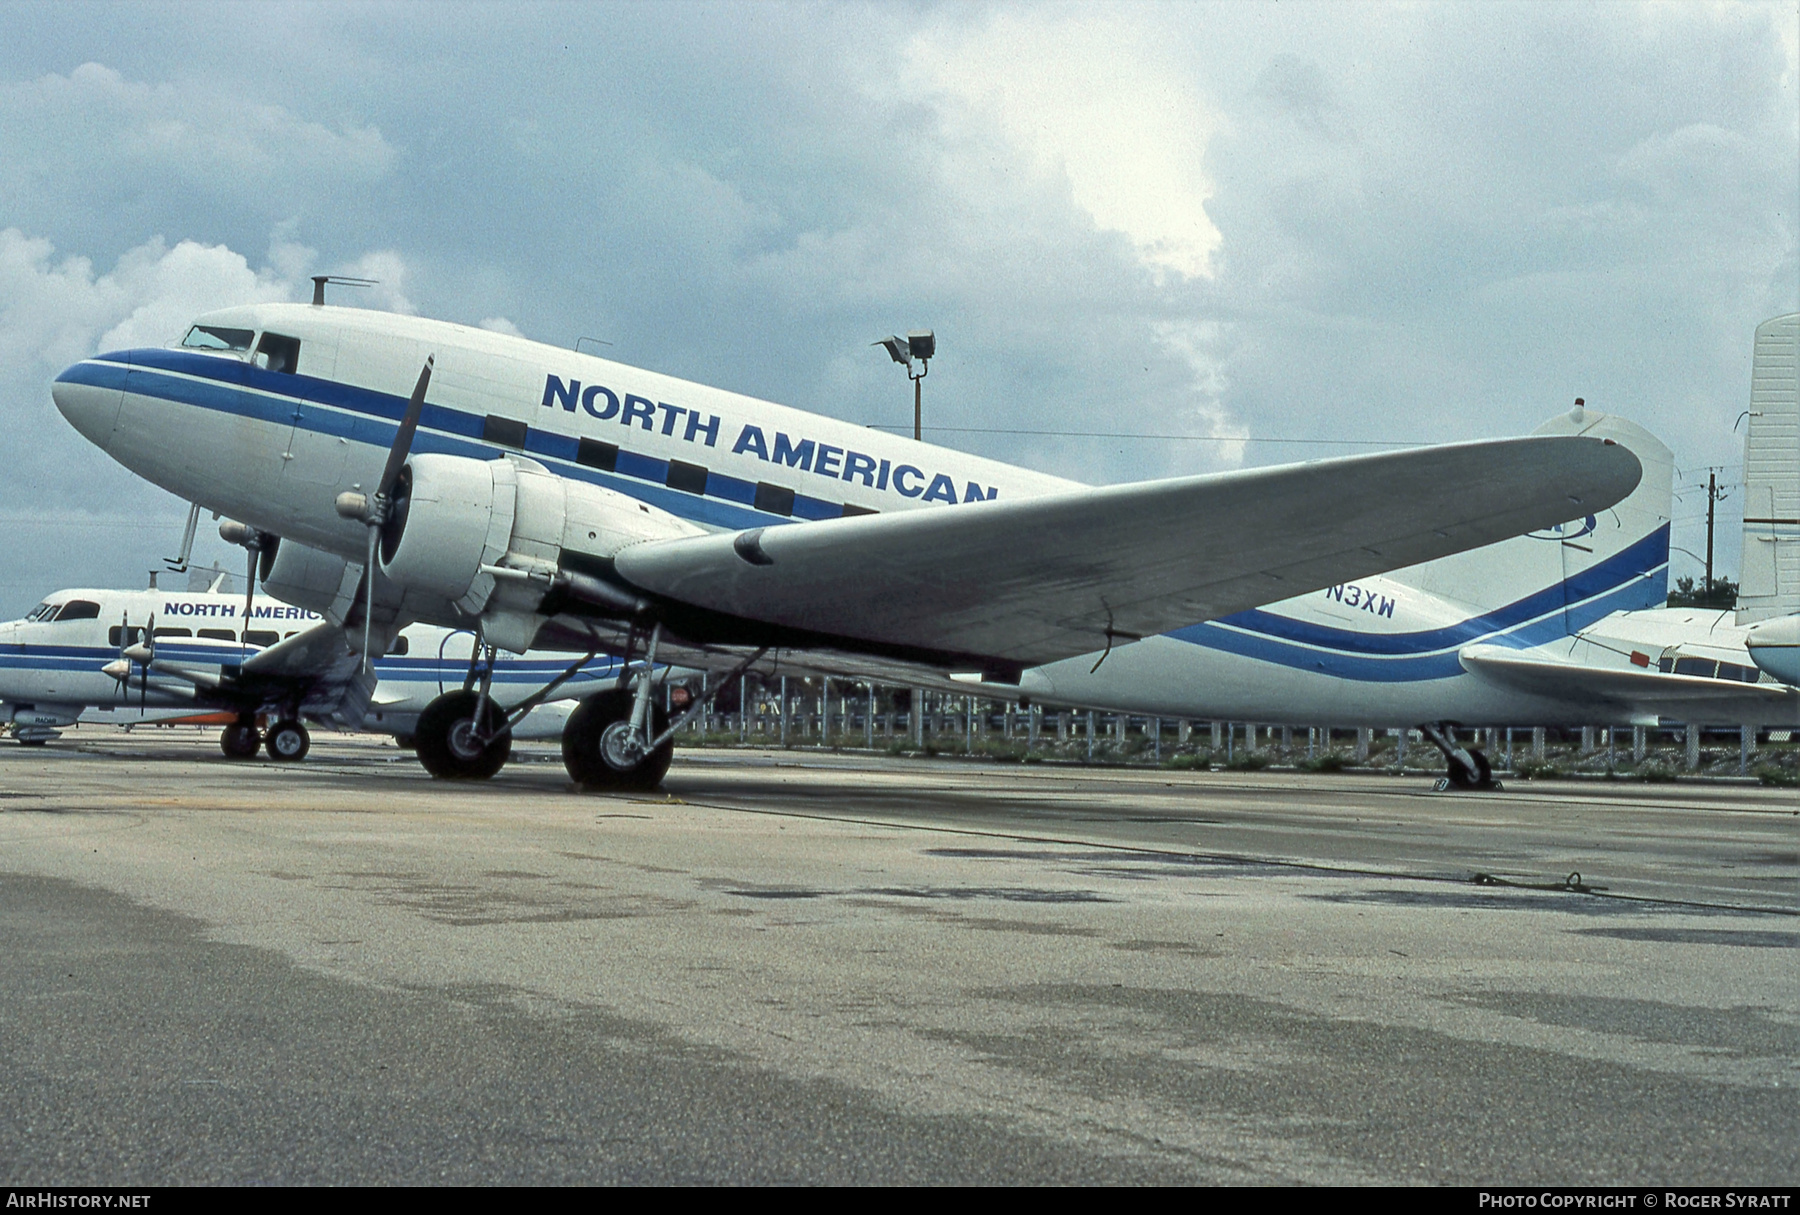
411, 629, 597, 782
219, 715, 313, 761
415, 690, 512, 779
1420, 722, 1501, 792
562, 688, 673, 790
408, 621, 764, 790
264, 719, 311, 762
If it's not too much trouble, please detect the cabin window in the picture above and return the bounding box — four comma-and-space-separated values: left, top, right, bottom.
152, 627, 192, 639
197, 628, 236, 641
483, 415, 529, 449
52, 600, 100, 622
182, 325, 255, 353
841, 503, 878, 517
666, 460, 709, 495
1719, 662, 1761, 684
753, 482, 795, 517
107, 625, 147, 647
386, 635, 410, 656
243, 630, 279, 647
253, 332, 302, 374
577, 438, 618, 472
1672, 656, 1718, 679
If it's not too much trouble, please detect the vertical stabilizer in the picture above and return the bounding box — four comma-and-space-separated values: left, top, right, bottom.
1736, 313, 1799, 625
1385, 405, 1672, 622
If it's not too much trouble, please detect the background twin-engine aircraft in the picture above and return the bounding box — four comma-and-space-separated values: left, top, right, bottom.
0, 580, 622, 758
40, 298, 1664, 788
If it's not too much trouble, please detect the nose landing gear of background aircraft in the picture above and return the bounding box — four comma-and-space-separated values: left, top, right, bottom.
220, 717, 261, 760
1420, 722, 1501, 791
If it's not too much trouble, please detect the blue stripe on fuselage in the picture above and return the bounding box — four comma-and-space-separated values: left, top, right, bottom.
91, 352, 831, 531
1167, 534, 1668, 682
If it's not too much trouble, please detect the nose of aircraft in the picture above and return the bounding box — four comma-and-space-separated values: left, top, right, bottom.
51, 354, 130, 451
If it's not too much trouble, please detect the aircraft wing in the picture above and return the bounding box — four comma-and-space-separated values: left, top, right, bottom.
1460, 644, 1798, 707
235, 621, 379, 728
613, 436, 1641, 671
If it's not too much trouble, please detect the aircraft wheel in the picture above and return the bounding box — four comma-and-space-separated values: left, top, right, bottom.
1445, 749, 1493, 790
16, 737, 47, 748
415, 691, 511, 780
393, 733, 417, 750
562, 689, 672, 790
265, 719, 311, 762
220, 722, 262, 760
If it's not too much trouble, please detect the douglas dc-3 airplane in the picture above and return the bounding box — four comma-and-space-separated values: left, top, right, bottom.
0, 581, 638, 761
49, 298, 1641, 789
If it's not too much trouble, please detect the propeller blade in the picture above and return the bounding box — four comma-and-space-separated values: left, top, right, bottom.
377, 356, 434, 503
361, 527, 379, 672
140, 613, 154, 713
243, 541, 258, 638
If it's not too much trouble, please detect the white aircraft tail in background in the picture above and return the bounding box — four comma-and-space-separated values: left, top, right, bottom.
1736, 312, 1798, 626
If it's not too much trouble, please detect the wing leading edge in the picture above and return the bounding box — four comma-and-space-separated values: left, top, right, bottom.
612, 435, 1642, 669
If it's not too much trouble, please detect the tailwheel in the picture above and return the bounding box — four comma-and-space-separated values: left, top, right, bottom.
1445, 748, 1493, 790
415, 690, 511, 780
265, 719, 311, 762
220, 720, 262, 760
563, 688, 673, 791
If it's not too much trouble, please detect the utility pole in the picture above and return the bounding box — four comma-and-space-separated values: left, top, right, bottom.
1706, 470, 1716, 591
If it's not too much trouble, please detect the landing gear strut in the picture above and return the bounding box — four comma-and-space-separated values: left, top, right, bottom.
1420, 722, 1501, 791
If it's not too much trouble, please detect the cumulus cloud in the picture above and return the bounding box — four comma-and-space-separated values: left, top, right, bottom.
0, 229, 413, 611
897, 7, 1221, 282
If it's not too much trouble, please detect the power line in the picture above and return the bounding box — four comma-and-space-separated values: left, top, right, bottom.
862, 424, 1422, 448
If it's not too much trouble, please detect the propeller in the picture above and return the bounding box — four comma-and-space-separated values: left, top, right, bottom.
218, 521, 269, 642
336, 355, 434, 669
103, 612, 133, 695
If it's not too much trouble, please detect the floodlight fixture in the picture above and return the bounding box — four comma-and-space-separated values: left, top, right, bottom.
873, 328, 936, 440
876, 335, 911, 367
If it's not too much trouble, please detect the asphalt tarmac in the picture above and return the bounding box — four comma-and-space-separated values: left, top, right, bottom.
0, 731, 1793, 1185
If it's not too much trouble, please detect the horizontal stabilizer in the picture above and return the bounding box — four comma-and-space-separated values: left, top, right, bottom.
1460, 644, 1795, 707
614, 435, 1642, 668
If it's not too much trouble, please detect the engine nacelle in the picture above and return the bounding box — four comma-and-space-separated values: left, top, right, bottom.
377, 453, 703, 636
261, 538, 361, 624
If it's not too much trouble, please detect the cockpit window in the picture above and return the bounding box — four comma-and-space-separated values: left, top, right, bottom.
253, 332, 301, 374
181, 324, 256, 352
52, 600, 101, 622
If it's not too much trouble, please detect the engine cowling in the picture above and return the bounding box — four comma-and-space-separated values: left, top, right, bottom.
261, 537, 360, 623
376, 453, 703, 640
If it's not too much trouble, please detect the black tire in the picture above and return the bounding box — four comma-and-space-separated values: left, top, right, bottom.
265, 719, 311, 762
562, 688, 673, 790
16, 737, 47, 748
220, 722, 262, 759
392, 733, 417, 750
1446, 749, 1493, 790
415, 691, 512, 780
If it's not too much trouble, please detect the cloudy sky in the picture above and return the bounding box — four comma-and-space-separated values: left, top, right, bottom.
0, 0, 1793, 614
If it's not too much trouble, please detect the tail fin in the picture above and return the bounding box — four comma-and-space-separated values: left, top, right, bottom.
1736, 313, 1799, 625
1388, 404, 1672, 628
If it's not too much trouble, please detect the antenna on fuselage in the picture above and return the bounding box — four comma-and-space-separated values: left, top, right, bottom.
311, 276, 378, 306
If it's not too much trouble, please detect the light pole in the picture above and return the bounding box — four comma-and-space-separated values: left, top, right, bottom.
875, 330, 935, 440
